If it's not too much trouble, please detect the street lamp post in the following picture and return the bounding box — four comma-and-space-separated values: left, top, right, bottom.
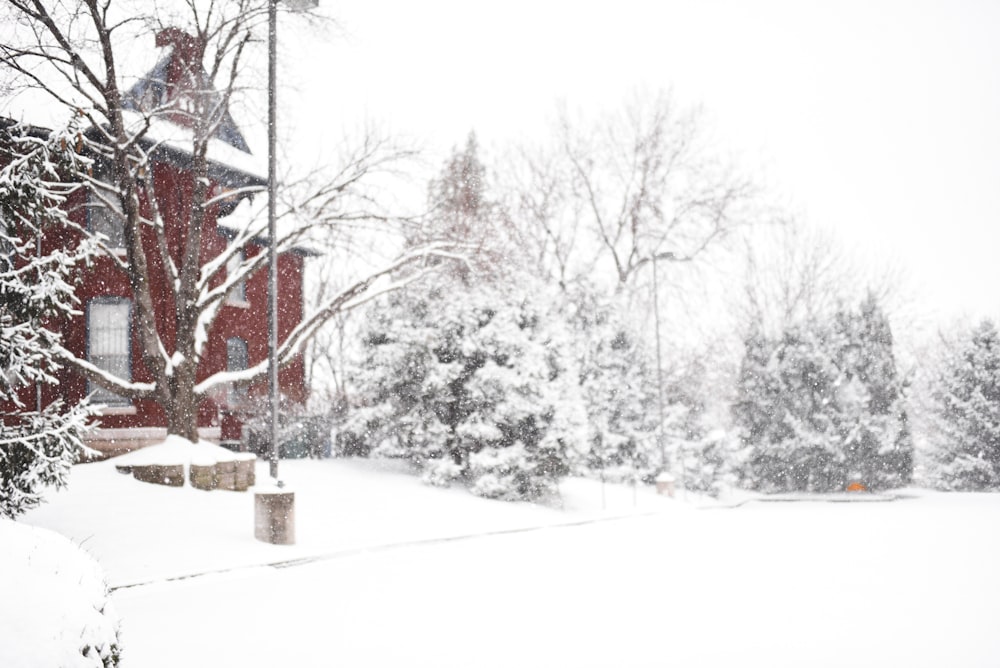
267, 0, 317, 485
255, 0, 316, 545
267, 0, 280, 484
652, 255, 666, 471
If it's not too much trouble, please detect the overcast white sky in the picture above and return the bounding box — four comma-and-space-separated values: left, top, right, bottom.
3, 0, 994, 327
277, 0, 1000, 326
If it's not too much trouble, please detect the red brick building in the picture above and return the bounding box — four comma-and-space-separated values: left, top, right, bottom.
23, 30, 309, 456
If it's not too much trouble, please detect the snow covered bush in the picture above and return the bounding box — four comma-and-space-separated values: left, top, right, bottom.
341, 134, 588, 500
240, 394, 332, 459
567, 284, 716, 486
679, 430, 735, 497
568, 286, 661, 482
0, 122, 96, 518
732, 295, 912, 492
925, 320, 1000, 490
0, 520, 121, 667
467, 442, 561, 500
346, 279, 586, 501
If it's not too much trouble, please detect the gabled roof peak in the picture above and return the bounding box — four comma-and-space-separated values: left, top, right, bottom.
122, 28, 251, 154
154, 28, 206, 65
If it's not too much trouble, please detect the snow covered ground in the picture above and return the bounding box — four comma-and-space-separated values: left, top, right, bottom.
18, 456, 1000, 667
0, 520, 120, 668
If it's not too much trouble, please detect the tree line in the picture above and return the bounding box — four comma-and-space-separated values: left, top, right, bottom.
329, 126, 1000, 501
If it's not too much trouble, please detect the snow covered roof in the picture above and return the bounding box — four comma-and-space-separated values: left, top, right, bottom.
1, 111, 265, 193
115, 108, 266, 188
217, 198, 321, 257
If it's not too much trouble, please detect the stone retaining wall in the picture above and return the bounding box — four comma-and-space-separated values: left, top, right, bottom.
117, 455, 257, 492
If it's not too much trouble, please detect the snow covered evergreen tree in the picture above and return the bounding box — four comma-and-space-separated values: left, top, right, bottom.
733, 295, 911, 492
664, 357, 730, 495
927, 319, 1000, 490
0, 123, 96, 518
343, 136, 585, 501
427, 133, 488, 238
733, 323, 844, 492
832, 294, 912, 489
346, 280, 585, 500
568, 285, 661, 482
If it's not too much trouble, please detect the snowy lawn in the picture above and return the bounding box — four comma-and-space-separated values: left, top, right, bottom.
19, 457, 1000, 667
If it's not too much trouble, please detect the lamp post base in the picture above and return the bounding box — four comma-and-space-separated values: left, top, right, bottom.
254, 489, 295, 544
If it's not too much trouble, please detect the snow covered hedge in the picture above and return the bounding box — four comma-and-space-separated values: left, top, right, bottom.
0, 520, 121, 667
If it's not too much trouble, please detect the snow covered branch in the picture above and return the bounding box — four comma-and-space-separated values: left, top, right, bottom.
194, 243, 463, 396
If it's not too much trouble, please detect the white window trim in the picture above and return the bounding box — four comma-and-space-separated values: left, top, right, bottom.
88, 178, 127, 252
225, 246, 249, 307
226, 336, 249, 406
87, 298, 132, 408
96, 405, 138, 416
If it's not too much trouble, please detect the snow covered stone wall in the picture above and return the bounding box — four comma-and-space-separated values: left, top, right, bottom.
0, 520, 121, 667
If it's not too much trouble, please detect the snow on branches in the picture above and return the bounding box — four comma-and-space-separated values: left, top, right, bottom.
0, 122, 96, 518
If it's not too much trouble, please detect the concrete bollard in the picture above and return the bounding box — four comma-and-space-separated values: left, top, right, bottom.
254, 489, 295, 544
655, 472, 676, 498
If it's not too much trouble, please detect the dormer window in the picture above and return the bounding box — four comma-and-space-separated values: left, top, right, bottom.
226, 245, 247, 304
89, 173, 125, 250
226, 337, 248, 405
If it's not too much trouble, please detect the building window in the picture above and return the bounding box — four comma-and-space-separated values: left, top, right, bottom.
89, 174, 125, 249
226, 337, 248, 405
87, 299, 131, 406
226, 246, 247, 304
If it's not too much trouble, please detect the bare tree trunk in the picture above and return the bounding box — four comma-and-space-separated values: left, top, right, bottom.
165, 382, 200, 443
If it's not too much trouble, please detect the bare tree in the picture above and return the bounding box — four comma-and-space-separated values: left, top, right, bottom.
555, 91, 758, 289
497, 92, 768, 485
738, 223, 905, 337
0, 1, 451, 442
499, 90, 764, 358
284, 122, 434, 410
500, 143, 587, 292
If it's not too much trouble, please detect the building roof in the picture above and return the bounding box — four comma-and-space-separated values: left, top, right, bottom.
5, 29, 266, 212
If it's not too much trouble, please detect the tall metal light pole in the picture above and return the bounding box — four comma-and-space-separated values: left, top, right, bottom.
652, 256, 666, 471
267, 0, 280, 483
267, 0, 317, 484
255, 0, 317, 545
